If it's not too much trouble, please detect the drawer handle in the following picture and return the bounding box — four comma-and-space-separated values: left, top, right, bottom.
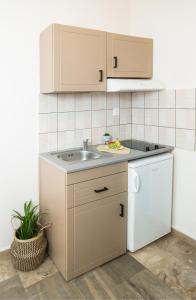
113, 56, 118, 68
94, 187, 108, 193
99, 70, 103, 82
119, 203, 124, 217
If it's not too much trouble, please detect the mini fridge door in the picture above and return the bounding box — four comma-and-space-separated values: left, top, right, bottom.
127, 155, 173, 252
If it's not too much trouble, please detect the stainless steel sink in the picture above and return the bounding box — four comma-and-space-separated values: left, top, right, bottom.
51, 149, 102, 162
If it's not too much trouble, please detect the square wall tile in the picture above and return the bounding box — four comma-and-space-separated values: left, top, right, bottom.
120, 108, 131, 125
159, 90, 175, 108
144, 91, 159, 108
132, 108, 144, 124
106, 93, 119, 109
159, 109, 175, 128
75, 93, 91, 111
58, 112, 75, 131
58, 131, 75, 150
145, 109, 158, 126
144, 126, 158, 143
159, 127, 175, 146
107, 126, 120, 139
132, 124, 144, 140
132, 92, 145, 108
76, 111, 91, 129
39, 113, 57, 133
107, 109, 119, 126
92, 127, 106, 145
39, 94, 57, 113
92, 110, 106, 128
92, 92, 106, 110
176, 89, 195, 108
120, 124, 132, 140
120, 93, 132, 108
176, 129, 195, 151
176, 109, 195, 129
39, 133, 57, 153
57, 94, 75, 112
75, 129, 92, 148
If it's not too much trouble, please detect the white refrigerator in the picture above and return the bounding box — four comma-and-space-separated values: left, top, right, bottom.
127, 153, 173, 252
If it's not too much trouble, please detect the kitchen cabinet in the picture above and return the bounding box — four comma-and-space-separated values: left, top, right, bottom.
40, 24, 153, 93
40, 24, 106, 93
39, 160, 128, 280
107, 33, 153, 78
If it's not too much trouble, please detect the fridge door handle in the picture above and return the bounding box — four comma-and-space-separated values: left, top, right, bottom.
134, 171, 140, 193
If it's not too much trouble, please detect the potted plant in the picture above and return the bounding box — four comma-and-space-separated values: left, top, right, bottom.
102, 132, 112, 144
10, 200, 50, 272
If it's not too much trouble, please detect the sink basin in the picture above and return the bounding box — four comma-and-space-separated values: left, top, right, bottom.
52, 149, 102, 162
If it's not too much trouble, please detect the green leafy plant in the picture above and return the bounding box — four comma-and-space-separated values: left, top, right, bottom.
12, 201, 45, 240
103, 132, 110, 136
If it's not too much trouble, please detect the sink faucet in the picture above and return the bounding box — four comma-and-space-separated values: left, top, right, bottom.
83, 139, 88, 151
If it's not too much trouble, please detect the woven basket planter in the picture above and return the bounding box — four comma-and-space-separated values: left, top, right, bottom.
10, 230, 47, 272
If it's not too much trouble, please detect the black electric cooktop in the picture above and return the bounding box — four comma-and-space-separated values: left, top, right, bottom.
121, 139, 165, 152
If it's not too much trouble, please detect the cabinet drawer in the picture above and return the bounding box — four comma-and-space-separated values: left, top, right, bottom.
73, 172, 127, 207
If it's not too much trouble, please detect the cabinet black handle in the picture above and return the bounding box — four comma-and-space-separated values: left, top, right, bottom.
119, 203, 124, 217
113, 56, 118, 68
99, 70, 103, 82
94, 187, 108, 193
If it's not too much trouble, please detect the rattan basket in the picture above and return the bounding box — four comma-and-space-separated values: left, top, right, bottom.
10, 230, 47, 271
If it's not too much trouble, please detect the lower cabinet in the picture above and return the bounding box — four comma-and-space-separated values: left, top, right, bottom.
40, 160, 128, 280
73, 193, 127, 276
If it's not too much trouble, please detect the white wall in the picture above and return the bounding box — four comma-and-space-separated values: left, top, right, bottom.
0, 0, 132, 251
130, 0, 196, 239
130, 0, 196, 89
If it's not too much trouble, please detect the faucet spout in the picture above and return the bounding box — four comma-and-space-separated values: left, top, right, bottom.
83, 139, 89, 151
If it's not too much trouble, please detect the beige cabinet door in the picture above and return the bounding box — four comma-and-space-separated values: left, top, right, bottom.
53, 24, 106, 92
107, 32, 153, 78
72, 193, 127, 276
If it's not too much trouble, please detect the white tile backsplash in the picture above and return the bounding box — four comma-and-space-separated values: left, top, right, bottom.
132, 124, 144, 140
132, 108, 144, 124
106, 109, 119, 126
159, 90, 175, 108
39, 94, 57, 113
58, 112, 75, 131
120, 108, 131, 125
92, 127, 106, 145
145, 91, 159, 108
145, 109, 158, 126
159, 127, 175, 146
132, 92, 145, 108
58, 131, 75, 150
75, 93, 91, 111
75, 129, 92, 147
57, 94, 75, 112
144, 126, 158, 143
75, 111, 92, 129
120, 124, 131, 140
106, 93, 119, 109
39, 88, 196, 153
159, 109, 175, 128
120, 93, 132, 108
92, 110, 106, 128
92, 92, 106, 110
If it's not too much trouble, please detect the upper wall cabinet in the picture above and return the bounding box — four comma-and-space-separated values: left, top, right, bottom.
107, 33, 153, 79
40, 24, 107, 93
40, 24, 153, 93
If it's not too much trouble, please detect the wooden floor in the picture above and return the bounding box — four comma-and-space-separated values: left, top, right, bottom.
0, 234, 195, 299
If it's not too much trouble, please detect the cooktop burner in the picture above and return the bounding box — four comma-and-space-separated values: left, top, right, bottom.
121, 139, 165, 152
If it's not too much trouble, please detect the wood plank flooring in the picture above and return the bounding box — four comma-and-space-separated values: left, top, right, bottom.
0, 234, 195, 299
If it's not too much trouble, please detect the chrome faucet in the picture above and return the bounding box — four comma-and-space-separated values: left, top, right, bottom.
83, 139, 89, 151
